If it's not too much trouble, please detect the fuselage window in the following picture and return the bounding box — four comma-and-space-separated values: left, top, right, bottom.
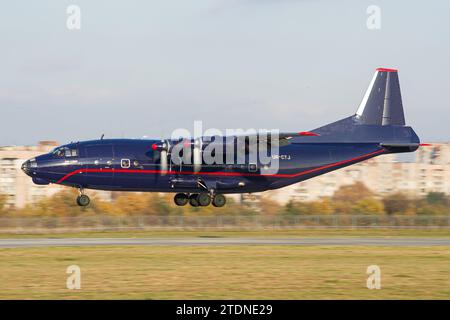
121, 159, 131, 169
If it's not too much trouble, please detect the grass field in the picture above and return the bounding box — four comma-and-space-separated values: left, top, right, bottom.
1, 242, 449, 299
1, 229, 449, 299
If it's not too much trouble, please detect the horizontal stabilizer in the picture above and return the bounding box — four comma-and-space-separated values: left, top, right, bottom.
380, 142, 419, 153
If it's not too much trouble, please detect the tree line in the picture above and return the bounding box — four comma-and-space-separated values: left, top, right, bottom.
0, 182, 448, 217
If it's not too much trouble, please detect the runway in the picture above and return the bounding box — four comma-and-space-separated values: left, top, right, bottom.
0, 237, 450, 248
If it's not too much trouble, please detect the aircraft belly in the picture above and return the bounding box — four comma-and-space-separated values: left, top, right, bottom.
84, 174, 269, 194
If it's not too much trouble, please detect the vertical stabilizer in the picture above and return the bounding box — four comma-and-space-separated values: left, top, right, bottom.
355, 68, 405, 126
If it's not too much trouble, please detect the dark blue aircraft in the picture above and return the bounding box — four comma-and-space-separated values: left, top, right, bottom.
22, 68, 421, 207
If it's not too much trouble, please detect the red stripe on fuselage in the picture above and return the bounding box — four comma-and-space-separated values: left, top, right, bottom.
56, 149, 385, 184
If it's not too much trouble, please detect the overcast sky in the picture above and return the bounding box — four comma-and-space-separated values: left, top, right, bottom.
1, 0, 449, 146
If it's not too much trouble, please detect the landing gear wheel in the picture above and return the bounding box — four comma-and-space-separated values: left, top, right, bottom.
76, 194, 90, 207
212, 194, 226, 207
189, 194, 200, 207
197, 193, 211, 206
174, 193, 189, 206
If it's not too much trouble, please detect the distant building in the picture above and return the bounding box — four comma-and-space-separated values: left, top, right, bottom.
0, 141, 62, 208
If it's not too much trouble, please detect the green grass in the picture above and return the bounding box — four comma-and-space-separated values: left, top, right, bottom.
1, 245, 449, 299
0, 228, 449, 239
1, 229, 448, 299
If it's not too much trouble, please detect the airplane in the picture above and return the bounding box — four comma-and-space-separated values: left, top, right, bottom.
22, 68, 422, 208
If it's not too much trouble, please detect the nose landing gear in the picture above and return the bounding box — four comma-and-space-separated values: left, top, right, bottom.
76, 189, 90, 207
76, 195, 90, 206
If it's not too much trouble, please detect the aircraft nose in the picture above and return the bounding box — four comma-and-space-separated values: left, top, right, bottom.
21, 160, 30, 174
21, 158, 36, 176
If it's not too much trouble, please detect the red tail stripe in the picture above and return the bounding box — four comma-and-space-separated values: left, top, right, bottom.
376, 67, 398, 72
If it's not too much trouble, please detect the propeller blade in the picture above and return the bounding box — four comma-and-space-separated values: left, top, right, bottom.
193, 138, 202, 173
160, 150, 168, 175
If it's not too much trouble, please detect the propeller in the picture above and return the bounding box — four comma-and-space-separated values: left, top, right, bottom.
193, 138, 202, 173
152, 140, 170, 175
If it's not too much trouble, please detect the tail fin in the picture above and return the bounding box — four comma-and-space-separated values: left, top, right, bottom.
312, 68, 420, 151
355, 68, 405, 126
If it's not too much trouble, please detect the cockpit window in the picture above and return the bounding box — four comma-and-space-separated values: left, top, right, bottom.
52, 147, 64, 157
52, 147, 78, 157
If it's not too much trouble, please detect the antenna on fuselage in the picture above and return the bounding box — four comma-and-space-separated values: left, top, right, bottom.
100, 134, 105, 140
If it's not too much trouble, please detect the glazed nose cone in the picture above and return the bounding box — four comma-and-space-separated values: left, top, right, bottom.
21, 158, 36, 176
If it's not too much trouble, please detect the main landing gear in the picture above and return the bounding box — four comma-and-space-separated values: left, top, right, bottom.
173, 193, 226, 207
76, 189, 90, 207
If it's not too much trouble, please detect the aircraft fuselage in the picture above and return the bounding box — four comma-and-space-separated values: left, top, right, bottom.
23, 138, 390, 194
